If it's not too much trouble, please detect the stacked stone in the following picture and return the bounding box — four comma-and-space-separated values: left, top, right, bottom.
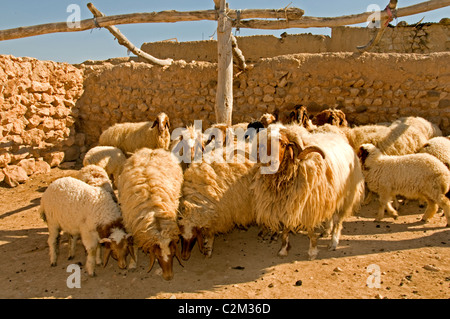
0, 55, 84, 187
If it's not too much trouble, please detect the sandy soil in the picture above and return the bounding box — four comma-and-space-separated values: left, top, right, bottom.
0, 166, 449, 299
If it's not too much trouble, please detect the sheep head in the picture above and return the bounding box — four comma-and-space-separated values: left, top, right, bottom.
357, 143, 379, 168
258, 128, 325, 173
259, 113, 277, 127
288, 105, 309, 127
147, 240, 183, 281
152, 112, 170, 132
179, 225, 204, 261
313, 109, 348, 127
99, 230, 135, 270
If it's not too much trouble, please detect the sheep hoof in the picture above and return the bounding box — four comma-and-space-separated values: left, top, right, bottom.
50, 262, 57, 267
277, 249, 288, 258
420, 218, 429, 223
68, 256, 74, 261
328, 244, 337, 251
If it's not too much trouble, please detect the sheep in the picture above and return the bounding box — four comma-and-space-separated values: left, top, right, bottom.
357, 143, 450, 226
170, 124, 206, 171
82, 146, 126, 188
252, 124, 365, 260
39, 177, 134, 276
342, 116, 441, 156
75, 164, 117, 202
178, 145, 256, 260
117, 148, 183, 280
313, 108, 348, 127
419, 136, 450, 170
98, 112, 171, 154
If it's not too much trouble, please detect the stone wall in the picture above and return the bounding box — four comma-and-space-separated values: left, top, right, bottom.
77, 52, 450, 149
140, 22, 450, 63
0, 55, 84, 186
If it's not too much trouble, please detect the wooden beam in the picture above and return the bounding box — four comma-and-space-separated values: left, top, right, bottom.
0, 8, 304, 41
0, 0, 447, 41
231, 35, 247, 71
235, 0, 450, 29
214, 0, 233, 126
86, 3, 172, 66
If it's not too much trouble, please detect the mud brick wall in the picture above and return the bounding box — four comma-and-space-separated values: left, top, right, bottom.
76, 52, 449, 148
0, 55, 84, 186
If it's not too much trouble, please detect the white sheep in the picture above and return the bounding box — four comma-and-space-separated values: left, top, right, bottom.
98, 112, 171, 154
39, 177, 134, 276
342, 116, 441, 156
117, 148, 183, 280
252, 124, 365, 260
82, 146, 127, 188
419, 136, 450, 170
178, 144, 256, 259
357, 143, 450, 226
75, 164, 117, 202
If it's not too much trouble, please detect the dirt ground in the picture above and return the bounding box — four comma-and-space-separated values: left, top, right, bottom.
0, 166, 449, 299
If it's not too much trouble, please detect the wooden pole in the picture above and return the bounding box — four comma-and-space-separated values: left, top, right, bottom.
214, 0, 233, 126
87, 3, 172, 66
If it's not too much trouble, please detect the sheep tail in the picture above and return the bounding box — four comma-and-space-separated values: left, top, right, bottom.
38, 206, 47, 223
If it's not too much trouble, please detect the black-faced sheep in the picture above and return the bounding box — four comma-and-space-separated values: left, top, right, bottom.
99, 112, 171, 154
252, 124, 365, 260
117, 148, 183, 280
358, 143, 450, 226
39, 177, 134, 276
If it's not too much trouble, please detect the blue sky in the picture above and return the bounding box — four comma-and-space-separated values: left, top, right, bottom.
0, 1, 448, 64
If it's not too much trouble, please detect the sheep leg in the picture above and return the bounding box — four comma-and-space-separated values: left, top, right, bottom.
81, 232, 98, 277
421, 200, 439, 223
128, 245, 139, 270
328, 214, 343, 251
321, 218, 333, 237
307, 230, 319, 261
277, 230, 291, 257
438, 197, 450, 227
96, 244, 102, 265
47, 225, 61, 267
68, 234, 79, 260
377, 194, 398, 221
203, 235, 215, 258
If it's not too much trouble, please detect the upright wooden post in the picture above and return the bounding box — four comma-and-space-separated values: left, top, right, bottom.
214, 0, 233, 126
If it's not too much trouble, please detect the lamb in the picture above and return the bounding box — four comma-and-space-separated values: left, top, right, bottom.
418, 136, 450, 170
178, 145, 256, 260
75, 164, 117, 202
39, 177, 134, 276
82, 146, 126, 188
117, 148, 183, 280
357, 143, 450, 226
98, 112, 171, 154
252, 124, 365, 260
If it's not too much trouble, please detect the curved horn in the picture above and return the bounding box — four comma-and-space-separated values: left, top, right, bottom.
298, 146, 325, 161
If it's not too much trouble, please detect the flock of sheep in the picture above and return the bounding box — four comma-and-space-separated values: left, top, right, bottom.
38, 107, 450, 280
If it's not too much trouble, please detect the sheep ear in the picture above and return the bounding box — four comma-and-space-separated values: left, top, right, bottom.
357, 146, 369, 166
147, 250, 156, 273
151, 119, 158, 129
99, 238, 112, 244
298, 146, 325, 161
103, 247, 111, 268
171, 240, 183, 268
165, 119, 170, 130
